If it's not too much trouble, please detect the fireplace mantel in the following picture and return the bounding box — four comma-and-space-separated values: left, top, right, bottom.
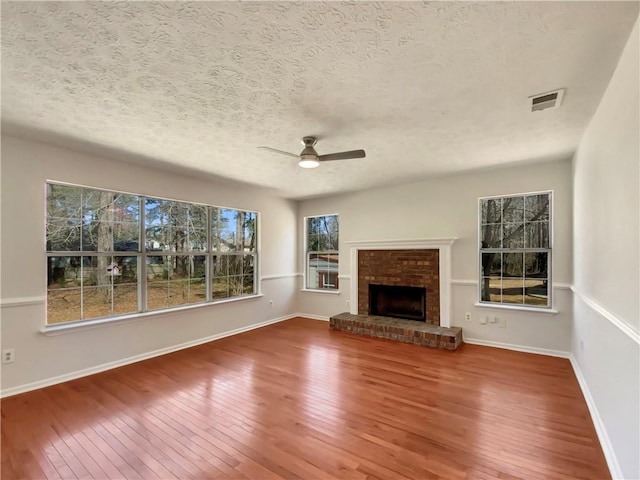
345, 238, 457, 327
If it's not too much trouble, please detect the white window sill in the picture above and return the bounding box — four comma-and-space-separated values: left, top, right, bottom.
41, 294, 264, 336
300, 288, 341, 295
474, 302, 558, 314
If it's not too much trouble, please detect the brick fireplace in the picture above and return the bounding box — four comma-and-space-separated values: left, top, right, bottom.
358, 249, 440, 325
331, 238, 460, 350
346, 238, 456, 328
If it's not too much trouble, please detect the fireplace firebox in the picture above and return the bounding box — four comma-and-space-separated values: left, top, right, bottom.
369, 284, 426, 322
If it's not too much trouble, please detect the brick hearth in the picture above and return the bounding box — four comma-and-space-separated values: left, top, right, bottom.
330, 312, 463, 351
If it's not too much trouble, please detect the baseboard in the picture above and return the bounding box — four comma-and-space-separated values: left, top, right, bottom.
295, 313, 330, 321
463, 337, 570, 358
569, 355, 621, 479
464, 338, 618, 478
0, 314, 297, 398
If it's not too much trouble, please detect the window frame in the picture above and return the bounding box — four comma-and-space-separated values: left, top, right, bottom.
477, 190, 553, 311
45, 181, 259, 327
303, 214, 339, 292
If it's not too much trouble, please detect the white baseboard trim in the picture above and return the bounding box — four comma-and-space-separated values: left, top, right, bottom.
463, 337, 570, 358
295, 313, 330, 321
0, 314, 297, 399
569, 355, 621, 480
464, 338, 618, 478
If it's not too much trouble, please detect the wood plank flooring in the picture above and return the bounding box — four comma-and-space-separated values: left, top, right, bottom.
1, 317, 610, 479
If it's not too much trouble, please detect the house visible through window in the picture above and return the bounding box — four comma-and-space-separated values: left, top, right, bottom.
479, 192, 551, 308
46, 182, 258, 325
305, 215, 339, 290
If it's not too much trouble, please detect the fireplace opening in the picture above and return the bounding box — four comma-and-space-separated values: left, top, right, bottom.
369, 284, 426, 322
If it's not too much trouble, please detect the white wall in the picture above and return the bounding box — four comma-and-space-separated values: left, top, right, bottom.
297, 159, 573, 355
0, 135, 298, 395
572, 17, 639, 480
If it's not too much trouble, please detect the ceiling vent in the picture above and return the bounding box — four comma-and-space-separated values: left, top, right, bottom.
529, 88, 565, 112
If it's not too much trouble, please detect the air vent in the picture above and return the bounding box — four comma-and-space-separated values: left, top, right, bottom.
529, 88, 565, 112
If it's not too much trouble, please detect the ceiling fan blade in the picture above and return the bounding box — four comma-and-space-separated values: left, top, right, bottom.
258, 146, 299, 158
318, 150, 366, 162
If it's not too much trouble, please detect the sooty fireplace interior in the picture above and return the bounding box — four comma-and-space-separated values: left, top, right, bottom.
369, 284, 426, 322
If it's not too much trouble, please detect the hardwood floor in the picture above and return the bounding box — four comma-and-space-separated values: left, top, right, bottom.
1, 318, 609, 479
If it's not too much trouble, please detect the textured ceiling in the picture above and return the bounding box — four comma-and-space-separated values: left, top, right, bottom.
2, 2, 638, 199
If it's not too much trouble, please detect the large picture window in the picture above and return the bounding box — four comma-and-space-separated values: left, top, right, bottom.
46, 182, 257, 325
305, 215, 339, 290
479, 192, 551, 308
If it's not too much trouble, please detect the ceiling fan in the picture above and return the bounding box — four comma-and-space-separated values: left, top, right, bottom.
259, 136, 365, 169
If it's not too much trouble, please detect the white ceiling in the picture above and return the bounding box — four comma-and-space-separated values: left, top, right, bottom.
2, 2, 638, 199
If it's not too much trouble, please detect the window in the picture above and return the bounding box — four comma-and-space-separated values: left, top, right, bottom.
46, 182, 257, 325
305, 215, 339, 290
479, 192, 551, 308
210, 208, 256, 300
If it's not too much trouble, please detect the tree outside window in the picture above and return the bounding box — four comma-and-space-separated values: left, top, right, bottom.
46, 182, 258, 325
305, 215, 339, 290
479, 192, 551, 308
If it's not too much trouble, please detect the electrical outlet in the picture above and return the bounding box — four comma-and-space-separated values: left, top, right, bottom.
479, 316, 487, 325
346, 300, 351, 308
489, 316, 497, 323
464, 312, 471, 322
2, 349, 15, 364
268, 300, 273, 308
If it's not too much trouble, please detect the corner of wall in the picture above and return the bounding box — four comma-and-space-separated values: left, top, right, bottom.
570, 14, 640, 480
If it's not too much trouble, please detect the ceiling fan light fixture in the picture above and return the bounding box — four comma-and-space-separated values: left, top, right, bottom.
298, 156, 320, 169
260, 136, 365, 169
